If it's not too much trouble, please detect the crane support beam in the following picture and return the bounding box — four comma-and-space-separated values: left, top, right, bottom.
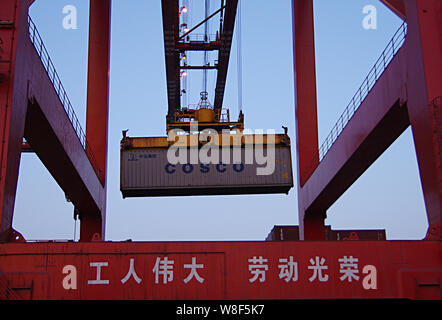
213, 0, 238, 110
292, 0, 322, 240
24, 96, 105, 237
0, 0, 31, 240
295, 0, 442, 240
161, 0, 180, 120
404, 0, 442, 239
84, 0, 111, 241
178, 5, 226, 41
300, 46, 409, 216
176, 43, 222, 51
0, 0, 107, 242
162, 0, 237, 115
180, 65, 218, 70
380, 0, 406, 20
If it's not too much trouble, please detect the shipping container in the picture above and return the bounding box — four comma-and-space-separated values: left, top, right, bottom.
328, 229, 386, 241
265, 225, 299, 241
266, 225, 387, 241
120, 136, 294, 197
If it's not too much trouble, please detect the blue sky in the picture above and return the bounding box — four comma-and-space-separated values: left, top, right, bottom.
13, 0, 428, 241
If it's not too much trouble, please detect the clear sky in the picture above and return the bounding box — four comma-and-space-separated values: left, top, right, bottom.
13, 0, 428, 241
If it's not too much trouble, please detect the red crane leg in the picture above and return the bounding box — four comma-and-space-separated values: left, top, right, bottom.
0, 0, 31, 241
291, 0, 324, 240
405, 0, 442, 239
83, 0, 111, 241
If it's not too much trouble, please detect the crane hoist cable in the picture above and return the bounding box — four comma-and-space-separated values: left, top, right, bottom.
203, 0, 210, 95
236, 0, 243, 115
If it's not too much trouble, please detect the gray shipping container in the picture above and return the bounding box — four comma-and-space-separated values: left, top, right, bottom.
120, 146, 293, 197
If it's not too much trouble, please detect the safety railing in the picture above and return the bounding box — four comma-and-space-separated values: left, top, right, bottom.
27, 16, 100, 179
179, 33, 219, 43
318, 21, 407, 161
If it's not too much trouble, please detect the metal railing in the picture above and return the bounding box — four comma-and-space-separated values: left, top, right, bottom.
318, 21, 407, 161
179, 33, 219, 43
27, 16, 100, 178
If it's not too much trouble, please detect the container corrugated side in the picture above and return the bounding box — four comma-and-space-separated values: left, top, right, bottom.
120, 146, 293, 197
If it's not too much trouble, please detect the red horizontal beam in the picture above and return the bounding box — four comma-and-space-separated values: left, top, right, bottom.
22, 8, 105, 232
0, 241, 440, 300
380, 0, 406, 20
300, 46, 409, 214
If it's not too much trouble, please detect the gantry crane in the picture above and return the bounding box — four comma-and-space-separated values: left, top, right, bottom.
0, 0, 440, 300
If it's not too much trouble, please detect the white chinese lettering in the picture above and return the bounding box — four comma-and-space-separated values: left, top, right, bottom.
183, 257, 204, 284
278, 257, 298, 282
308, 257, 329, 282
248, 256, 268, 283
339, 256, 360, 282
88, 262, 109, 285
121, 258, 142, 284
152, 257, 174, 284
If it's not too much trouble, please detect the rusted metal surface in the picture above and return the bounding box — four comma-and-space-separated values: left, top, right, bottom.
0, 241, 440, 300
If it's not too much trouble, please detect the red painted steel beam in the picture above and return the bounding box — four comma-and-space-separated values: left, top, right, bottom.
213, 0, 238, 110
0, 241, 440, 299
291, 0, 323, 240
24, 96, 105, 230
300, 47, 409, 215
85, 0, 111, 241
86, 0, 111, 186
0, 0, 107, 242
21, 141, 33, 153
380, 0, 407, 20
0, 0, 33, 240
404, 0, 442, 239
24, 15, 105, 240
161, 0, 180, 120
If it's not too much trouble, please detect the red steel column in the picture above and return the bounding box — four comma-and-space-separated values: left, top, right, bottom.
0, 0, 31, 241
82, 0, 111, 241
292, 0, 324, 240
405, 0, 442, 239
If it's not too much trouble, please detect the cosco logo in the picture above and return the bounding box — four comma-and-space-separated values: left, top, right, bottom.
165, 163, 245, 174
